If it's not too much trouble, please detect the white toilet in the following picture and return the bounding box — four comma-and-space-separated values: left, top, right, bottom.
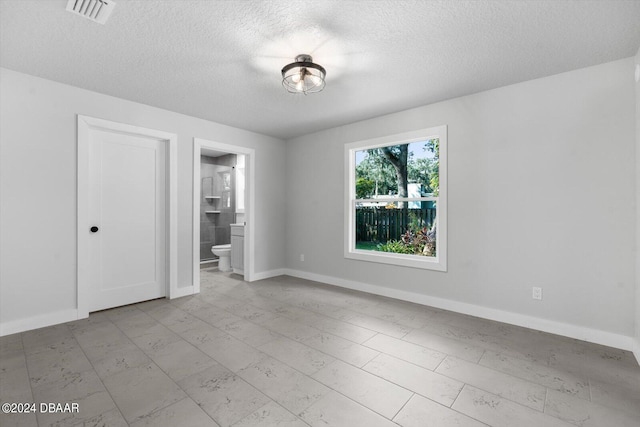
211, 244, 232, 272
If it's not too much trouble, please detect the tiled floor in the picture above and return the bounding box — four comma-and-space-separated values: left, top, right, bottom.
1, 270, 640, 427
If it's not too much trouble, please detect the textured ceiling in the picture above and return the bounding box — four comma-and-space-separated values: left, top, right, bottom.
1, 0, 640, 139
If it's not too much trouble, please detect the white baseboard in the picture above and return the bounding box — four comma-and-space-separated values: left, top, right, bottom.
250, 268, 286, 282
283, 269, 635, 352
633, 337, 640, 365
0, 309, 79, 337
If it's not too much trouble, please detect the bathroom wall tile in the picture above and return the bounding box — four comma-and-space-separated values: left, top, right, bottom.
363, 353, 463, 407
237, 357, 330, 414
363, 333, 446, 370
393, 394, 488, 427
299, 391, 398, 427
435, 356, 546, 411
311, 359, 412, 419
452, 385, 572, 427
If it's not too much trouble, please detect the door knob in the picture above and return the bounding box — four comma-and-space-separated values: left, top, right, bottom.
90, 226, 99, 233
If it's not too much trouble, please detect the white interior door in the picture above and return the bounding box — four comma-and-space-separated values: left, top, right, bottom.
86, 128, 167, 312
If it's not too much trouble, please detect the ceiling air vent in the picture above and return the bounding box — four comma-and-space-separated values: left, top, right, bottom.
66, 0, 116, 24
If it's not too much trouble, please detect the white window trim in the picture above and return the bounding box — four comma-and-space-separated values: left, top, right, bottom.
344, 125, 447, 272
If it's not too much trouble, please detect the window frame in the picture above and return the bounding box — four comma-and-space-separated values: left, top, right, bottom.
344, 125, 447, 271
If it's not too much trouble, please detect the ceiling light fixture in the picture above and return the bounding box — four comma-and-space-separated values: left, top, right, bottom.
281, 54, 326, 94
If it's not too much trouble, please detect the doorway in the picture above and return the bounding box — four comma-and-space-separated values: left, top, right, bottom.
77, 115, 178, 318
192, 138, 255, 291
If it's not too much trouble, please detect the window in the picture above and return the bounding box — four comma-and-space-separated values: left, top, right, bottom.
345, 126, 447, 271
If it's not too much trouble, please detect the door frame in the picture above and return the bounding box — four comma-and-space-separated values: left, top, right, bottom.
192, 138, 255, 291
77, 115, 178, 318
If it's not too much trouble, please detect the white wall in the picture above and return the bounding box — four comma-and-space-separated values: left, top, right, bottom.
285, 58, 636, 349
0, 68, 286, 334
635, 47, 640, 362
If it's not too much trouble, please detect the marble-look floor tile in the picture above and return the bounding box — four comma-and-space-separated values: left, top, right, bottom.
435, 356, 546, 411
301, 332, 379, 367
194, 331, 269, 373
70, 408, 129, 427
294, 309, 378, 344
479, 351, 590, 399
31, 367, 106, 403
0, 412, 38, 427
363, 333, 446, 370
545, 388, 640, 427
345, 313, 411, 338
363, 353, 463, 407
130, 397, 219, 427
0, 333, 23, 358
452, 385, 573, 427
393, 393, 488, 427
26, 345, 93, 387
102, 362, 186, 423
127, 322, 183, 353
548, 349, 640, 391
231, 401, 308, 427
179, 364, 271, 427
1, 353, 33, 402
299, 390, 398, 427
312, 359, 412, 418
262, 316, 321, 341
217, 318, 280, 347
145, 339, 218, 382
238, 357, 330, 414
4, 271, 639, 427
21, 324, 75, 352
403, 328, 486, 363
89, 343, 151, 379
36, 390, 122, 427
588, 378, 640, 417
147, 304, 205, 333
258, 336, 336, 375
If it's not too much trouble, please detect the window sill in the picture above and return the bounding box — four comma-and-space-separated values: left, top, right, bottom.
345, 249, 447, 272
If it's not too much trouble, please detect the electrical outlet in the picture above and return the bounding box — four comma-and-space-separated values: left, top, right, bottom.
532, 287, 543, 300
300, 254, 305, 262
